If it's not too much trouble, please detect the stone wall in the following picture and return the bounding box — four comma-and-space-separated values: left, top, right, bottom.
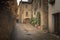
0, 0, 17, 40
41, 0, 48, 31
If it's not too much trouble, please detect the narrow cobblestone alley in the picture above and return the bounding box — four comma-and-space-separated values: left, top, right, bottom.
11, 23, 60, 40
1, 0, 60, 40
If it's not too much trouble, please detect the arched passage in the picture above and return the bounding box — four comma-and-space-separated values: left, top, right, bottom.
23, 18, 30, 23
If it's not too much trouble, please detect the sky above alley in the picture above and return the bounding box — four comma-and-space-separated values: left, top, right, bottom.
17, 0, 28, 5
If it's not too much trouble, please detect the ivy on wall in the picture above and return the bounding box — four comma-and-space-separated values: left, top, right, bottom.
30, 12, 41, 26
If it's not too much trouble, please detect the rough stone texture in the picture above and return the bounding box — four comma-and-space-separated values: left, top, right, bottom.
41, 0, 48, 31
0, 0, 17, 40
32, 0, 48, 31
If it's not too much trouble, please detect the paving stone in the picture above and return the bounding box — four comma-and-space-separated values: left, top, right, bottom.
11, 23, 60, 40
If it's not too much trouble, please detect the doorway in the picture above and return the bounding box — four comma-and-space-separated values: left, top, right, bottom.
53, 13, 60, 35
23, 18, 30, 24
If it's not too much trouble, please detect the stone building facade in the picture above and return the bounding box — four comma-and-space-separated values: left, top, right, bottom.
48, 0, 60, 35
19, 1, 32, 23
41, 0, 48, 31
32, 0, 48, 31
18, 0, 48, 31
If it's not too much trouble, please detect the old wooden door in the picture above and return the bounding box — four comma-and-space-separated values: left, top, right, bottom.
53, 13, 60, 35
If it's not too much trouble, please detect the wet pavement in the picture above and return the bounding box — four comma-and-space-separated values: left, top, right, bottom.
10, 23, 60, 40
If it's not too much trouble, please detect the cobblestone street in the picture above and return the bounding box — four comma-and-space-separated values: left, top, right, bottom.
11, 23, 60, 40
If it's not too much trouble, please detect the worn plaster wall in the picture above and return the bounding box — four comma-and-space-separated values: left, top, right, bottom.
48, 0, 60, 33
0, 0, 17, 40
40, 0, 48, 31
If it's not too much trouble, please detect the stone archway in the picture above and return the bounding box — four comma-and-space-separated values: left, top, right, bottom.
23, 18, 30, 23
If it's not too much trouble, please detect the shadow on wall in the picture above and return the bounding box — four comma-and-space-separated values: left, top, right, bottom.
0, 0, 17, 40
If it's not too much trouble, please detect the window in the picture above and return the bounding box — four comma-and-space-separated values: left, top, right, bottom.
26, 12, 28, 16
